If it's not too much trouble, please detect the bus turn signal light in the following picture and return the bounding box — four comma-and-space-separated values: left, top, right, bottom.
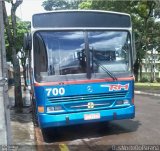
38, 106, 44, 113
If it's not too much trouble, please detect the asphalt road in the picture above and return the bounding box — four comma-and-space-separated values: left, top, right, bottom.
39, 94, 160, 150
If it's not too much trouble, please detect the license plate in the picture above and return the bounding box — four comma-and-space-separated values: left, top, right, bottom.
84, 113, 100, 120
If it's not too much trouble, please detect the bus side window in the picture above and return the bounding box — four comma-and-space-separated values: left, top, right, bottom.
34, 33, 48, 81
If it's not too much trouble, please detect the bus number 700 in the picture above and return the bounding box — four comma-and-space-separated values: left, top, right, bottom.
46, 88, 65, 96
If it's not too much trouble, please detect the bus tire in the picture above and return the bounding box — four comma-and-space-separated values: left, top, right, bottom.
41, 127, 58, 143
31, 97, 39, 127
41, 128, 52, 142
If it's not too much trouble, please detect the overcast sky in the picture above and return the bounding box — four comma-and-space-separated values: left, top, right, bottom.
5, 0, 45, 21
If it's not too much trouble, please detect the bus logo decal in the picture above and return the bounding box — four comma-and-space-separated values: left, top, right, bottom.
88, 102, 94, 109
87, 86, 93, 93
101, 84, 129, 91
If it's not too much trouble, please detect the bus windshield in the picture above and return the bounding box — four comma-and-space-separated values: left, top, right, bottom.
33, 31, 132, 82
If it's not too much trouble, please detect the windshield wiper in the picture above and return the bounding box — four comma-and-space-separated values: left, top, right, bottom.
93, 59, 117, 81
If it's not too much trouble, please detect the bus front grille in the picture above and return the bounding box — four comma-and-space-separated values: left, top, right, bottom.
47, 91, 127, 103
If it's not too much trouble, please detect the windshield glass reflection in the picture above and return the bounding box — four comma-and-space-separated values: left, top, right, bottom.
33, 31, 131, 82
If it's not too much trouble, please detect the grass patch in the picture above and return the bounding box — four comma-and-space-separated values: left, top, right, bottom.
135, 82, 160, 90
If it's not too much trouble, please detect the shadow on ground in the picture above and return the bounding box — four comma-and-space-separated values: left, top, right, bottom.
10, 107, 32, 123
42, 119, 141, 143
9, 94, 32, 123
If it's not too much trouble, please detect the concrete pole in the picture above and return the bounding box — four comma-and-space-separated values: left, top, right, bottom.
0, 0, 12, 145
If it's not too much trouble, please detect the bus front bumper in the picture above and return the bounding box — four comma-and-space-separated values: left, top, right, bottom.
38, 105, 135, 128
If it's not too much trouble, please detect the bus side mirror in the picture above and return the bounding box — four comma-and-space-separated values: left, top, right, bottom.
23, 33, 32, 50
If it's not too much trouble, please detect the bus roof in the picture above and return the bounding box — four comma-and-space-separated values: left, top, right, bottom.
32, 10, 131, 29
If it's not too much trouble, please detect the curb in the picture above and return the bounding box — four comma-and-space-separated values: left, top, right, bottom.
135, 91, 160, 97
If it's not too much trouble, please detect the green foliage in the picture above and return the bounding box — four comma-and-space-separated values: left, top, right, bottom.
154, 0, 160, 18
16, 20, 30, 50
42, 0, 82, 10
135, 82, 160, 91
140, 77, 149, 83
5, 17, 30, 62
42, 0, 69, 10
156, 77, 160, 82
78, 0, 92, 9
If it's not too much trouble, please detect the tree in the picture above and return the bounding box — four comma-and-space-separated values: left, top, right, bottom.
3, 0, 23, 112
131, 1, 158, 82
5, 18, 30, 90
42, 0, 82, 10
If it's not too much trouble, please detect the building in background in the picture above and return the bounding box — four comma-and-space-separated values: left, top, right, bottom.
141, 49, 160, 81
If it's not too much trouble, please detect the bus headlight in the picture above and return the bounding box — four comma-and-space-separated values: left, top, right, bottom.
116, 100, 130, 105
47, 107, 55, 113
116, 100, 123, 105
123, 100, 130, 105
47, 106, 63, 113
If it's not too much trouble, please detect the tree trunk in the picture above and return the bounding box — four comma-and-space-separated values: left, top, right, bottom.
2, 1, 23, 112
139, 63, 142, 81
12, 47, 23, 111
22, 65, 27, 90
11, 3, 23, 112
134, 58, 139, 82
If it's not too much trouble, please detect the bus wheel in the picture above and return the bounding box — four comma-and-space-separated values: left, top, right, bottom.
31, 98, 39, 127
41, 128, 52, 142
41, 128, 58, 143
